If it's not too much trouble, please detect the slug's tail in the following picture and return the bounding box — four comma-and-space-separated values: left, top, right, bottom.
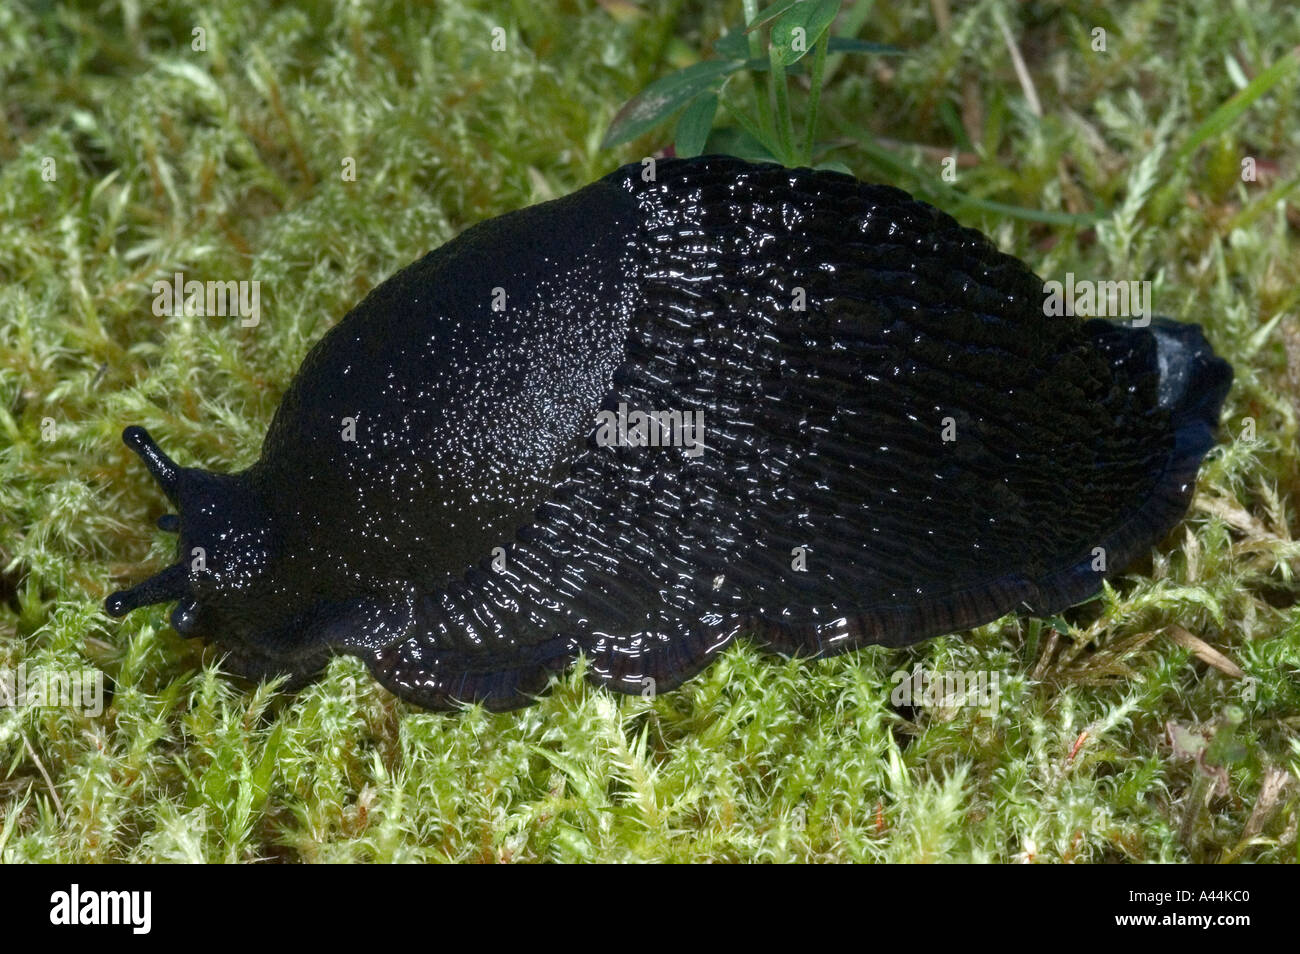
1020, 317, 1233, 617
1146, 317, 1234, 455
1083, 316, 1233, 478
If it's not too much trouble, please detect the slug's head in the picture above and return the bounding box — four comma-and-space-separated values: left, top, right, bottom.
105, 426, 284, 644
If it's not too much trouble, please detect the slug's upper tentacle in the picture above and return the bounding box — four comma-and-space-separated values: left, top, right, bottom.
121, 425, 184, 504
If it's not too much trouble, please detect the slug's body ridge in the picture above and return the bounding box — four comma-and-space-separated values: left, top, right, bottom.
107, 156, 1232, 710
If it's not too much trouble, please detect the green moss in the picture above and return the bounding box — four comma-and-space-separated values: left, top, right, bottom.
0, 0, 1297, 862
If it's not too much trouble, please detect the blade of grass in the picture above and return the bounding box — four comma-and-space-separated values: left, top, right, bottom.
826, 37, 903, 55
1172, 47, 1300, 166
950, 196, 1106, 227
854, 137, 1105, 226
1226, 172, 1300, 231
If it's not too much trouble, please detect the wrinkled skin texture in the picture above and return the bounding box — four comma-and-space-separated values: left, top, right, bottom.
106, 156, 1232, 710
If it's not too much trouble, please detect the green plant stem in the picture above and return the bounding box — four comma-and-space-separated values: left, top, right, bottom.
1178, 770, 1211, 854
719, 93, 774, 152
742, 0, 777, 148
802, 30, 830, 165
768, 46, 795, 164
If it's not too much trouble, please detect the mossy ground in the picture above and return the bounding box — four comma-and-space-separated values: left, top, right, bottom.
1, 0, 1297, 862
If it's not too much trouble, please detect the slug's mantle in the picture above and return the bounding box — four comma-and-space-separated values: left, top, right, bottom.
106, 156, 1233, 710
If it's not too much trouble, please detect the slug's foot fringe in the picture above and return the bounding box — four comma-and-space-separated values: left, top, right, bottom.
363, 606, 747, 708
749, 574, 1039, 657
206, 639, 333, 692
1145, 318, 1235, 453
366, 634, 578, 712
580, 615, 745, 696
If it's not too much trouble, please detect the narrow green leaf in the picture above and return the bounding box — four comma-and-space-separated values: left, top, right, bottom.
714, 29, 750, 60
938, 98, 974, 155
705, 126, 781, 163
602, 60, 744, 149
743, 0, 801, 31
675, 93, 719, 158
1227, 171, 1300, 231
1173, 48, 1300, 166
826, 37, 905, 56
742, 55, 809, 73
854, 138, 1106, 226
953, 196, 1106, 227
770, 0, 841, 67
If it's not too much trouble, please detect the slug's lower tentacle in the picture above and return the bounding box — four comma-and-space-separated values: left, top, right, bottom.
106, 562, 187, 618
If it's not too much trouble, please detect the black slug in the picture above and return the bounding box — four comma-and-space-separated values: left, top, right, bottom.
106, 156, 1232, 711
